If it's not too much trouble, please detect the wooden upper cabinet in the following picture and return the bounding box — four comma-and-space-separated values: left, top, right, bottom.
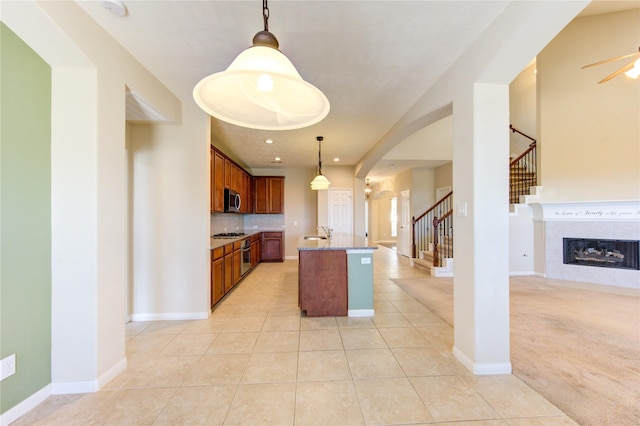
268, 177, 284, 213
254, 176, 284, 214
243, 172, 252, 213
210, 146, 215, 212
254, 177, 268, 214
224, 158, 232, 190
211, 146, 275, 215
231, 163, 242, 193
211, 146, 250, 213
212, 150, 225, 212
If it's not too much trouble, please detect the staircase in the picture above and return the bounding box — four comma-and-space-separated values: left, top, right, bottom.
410, 125, 537, 276
412, 235, 454, 276
411, 192, 454, 277
509, 125, 537, 204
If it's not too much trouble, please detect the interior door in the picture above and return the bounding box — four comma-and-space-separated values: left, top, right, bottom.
400, 190, 411, 257
328, 188, 353, 235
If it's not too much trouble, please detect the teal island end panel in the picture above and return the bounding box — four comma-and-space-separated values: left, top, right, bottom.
346, 250, 374, 316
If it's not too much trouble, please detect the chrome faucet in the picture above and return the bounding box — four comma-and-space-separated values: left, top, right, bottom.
318, 226, 333, 238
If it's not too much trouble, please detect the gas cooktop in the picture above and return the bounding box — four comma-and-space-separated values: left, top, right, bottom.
212, 232, 247, 239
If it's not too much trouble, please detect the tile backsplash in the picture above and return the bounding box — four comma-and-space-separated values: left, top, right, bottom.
211, 213, 285, 235
210, 213, 243, 235
244, 214, 285, 231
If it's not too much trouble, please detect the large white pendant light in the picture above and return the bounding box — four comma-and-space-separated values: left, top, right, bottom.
310, 136, 331, 190
193, 0, 330, 130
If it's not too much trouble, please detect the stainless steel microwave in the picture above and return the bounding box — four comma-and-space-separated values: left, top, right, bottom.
224, 188, 241, 213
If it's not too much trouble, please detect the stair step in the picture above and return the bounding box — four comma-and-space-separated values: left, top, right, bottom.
412, 258, 433, 273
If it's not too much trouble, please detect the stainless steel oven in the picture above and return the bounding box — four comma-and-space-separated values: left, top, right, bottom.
241, 237, 251, 276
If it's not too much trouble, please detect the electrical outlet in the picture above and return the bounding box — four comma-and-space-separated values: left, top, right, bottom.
1, 354, 16, 381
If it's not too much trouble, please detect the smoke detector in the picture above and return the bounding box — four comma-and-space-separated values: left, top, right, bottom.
102, 0, 127, 17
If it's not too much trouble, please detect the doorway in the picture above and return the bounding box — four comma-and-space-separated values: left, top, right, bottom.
400, 190, 411, 256
328, 188, 353, 235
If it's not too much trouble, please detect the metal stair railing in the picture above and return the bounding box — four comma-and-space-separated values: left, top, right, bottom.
411, 191, 453, 267
509, 125, 537, 204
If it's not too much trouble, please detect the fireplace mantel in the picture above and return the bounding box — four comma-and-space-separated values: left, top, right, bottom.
530, 200, 640, 289
532, 201, 640, 222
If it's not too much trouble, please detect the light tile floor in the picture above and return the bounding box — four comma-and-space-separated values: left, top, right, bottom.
13, 247, 577, 425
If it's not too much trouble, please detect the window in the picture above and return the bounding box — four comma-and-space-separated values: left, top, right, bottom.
390, 197, 397, 237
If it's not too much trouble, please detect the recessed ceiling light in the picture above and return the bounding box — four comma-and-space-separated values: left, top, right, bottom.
265, 139, 274, 144
333, 157, 340, 162
274, 157, 281, 161
101, 0, 127, 16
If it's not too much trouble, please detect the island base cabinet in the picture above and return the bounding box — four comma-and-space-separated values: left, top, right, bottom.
298, 250, 348, 316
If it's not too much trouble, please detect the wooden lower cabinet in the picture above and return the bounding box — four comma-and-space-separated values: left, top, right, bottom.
233, 247, 242, 285
298, 250, 348, 316
211, 233, 270, 309
262, 231, 284, 262
211, 247, 225, 307
223, 246, 233, 293
250, 238, 261, 268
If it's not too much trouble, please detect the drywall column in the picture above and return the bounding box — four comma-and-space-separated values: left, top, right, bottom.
452, 83, 511, 374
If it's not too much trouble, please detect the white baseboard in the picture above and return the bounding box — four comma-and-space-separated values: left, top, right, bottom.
509, 271, 536, 276
0, 384, 51, 426
98, 357, 127, 389
1, 357, 129, 425
453, 346, 512, 375
348, 309, 374, 317
51, 356, 128, 395
131, 312, 208, 321
51, 379, 98, 395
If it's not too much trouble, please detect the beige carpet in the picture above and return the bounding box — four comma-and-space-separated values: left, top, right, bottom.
392, 275, 640, 426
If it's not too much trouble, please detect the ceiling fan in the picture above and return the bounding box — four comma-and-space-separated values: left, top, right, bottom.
581, 46, 640, 83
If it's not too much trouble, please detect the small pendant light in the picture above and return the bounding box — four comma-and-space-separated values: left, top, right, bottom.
193, 0, 330, 130
310, 136, 331, 190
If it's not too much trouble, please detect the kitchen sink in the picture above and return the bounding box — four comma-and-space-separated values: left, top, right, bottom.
304, 235, 328, 240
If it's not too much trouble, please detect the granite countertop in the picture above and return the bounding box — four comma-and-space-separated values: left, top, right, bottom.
297, 233, 378, 251
210, 229, 284, 249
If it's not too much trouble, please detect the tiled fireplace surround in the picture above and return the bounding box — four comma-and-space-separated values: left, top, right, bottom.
533, 201, 640, 290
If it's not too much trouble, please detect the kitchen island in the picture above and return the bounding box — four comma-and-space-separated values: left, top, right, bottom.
297, 234, 377, 317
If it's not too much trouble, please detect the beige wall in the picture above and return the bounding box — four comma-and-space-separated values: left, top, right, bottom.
375, 194, 395, 241
251, 167, 317, 259
537, 9, 640, 202
435, 162, 453, 193
412, 168, 437, 214
509, 62, 537, 156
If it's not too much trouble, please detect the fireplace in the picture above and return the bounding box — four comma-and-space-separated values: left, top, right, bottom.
563, 238, 640, 270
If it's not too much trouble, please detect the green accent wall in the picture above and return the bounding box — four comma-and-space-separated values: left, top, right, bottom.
0, 22, 52, 414
347, 252, 374, 310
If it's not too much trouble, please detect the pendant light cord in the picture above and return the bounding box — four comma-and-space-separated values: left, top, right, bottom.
317, 136, 323, 175
263, 0, 270, 32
